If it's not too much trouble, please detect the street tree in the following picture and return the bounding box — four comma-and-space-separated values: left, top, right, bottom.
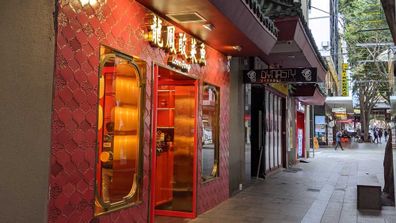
339, 0, 391, 141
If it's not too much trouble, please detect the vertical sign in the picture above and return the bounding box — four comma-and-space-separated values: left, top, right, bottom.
297, 129, 303, 157
341, 63, 348, 96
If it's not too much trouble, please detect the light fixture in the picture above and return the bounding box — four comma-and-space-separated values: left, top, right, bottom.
89, 0, 98, 6
80, 0, 89, 5
79, 0, 98, 6
203, 24, 214, 31
232, 45, 242, 52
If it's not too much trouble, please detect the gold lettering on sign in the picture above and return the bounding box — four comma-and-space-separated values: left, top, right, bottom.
189, 38, 198, 64
177, 33, 188, 59
148, 15, 163, 47
198, 43, 206, 66
146, 13, 208, 70
164, 26, 177, 54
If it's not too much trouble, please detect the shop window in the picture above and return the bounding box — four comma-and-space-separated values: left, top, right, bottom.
201, 83, 220, 181
95, 46, 145, 215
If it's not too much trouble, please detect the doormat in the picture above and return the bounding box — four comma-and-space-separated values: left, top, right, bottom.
283, 167, 303, 173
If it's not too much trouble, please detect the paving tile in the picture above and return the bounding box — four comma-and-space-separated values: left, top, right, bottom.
186, 143, 396, 223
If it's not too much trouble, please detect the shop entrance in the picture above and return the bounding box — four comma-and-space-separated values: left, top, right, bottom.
250, 86, 286, 178
151, 65, 197, 220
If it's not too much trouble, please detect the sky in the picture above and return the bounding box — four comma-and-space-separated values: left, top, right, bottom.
308, 0, 331, 57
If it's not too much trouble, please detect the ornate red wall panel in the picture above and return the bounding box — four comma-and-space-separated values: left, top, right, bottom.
49, 0, 230, 222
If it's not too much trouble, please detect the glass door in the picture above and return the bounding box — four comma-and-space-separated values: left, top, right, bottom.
151, 65, 197, 220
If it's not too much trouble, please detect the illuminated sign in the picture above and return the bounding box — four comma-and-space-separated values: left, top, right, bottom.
146, 14, 206, 71
243, 68, 317, 83
168, 56, 191, 72
341, 63, 348, 96
296, 101, 305, 113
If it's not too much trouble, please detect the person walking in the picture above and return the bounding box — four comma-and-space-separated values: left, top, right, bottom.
384, 129, 388, 141
373, 129, 378, 143
335, 129, 344, 150
378, 128, 383, 143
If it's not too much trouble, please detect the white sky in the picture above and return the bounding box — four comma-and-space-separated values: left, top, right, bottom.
308, 0, 331, 56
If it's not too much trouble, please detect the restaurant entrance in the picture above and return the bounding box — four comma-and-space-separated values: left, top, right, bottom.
151, 65, 198, 220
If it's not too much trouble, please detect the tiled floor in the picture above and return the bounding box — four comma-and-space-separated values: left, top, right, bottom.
156, 142, 396, 223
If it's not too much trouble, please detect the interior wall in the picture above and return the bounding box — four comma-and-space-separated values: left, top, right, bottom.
0, 1, 55, 222
228, 58, 246, 195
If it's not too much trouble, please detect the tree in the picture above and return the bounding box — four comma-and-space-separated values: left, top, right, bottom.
339, 0, 392, 141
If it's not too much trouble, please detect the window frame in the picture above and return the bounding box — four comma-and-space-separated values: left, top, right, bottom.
201, 82, 221, 183
94, 46, 146, 216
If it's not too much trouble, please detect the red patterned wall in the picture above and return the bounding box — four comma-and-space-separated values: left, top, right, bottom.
49, 0, 229, 222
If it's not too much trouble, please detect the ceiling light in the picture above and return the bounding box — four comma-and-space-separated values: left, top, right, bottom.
203, 24, 214, 31
232, 45, 242, 52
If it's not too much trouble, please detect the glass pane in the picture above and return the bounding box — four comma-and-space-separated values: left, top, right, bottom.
202, 83, 220, 180
269, 93, 273, 169
278, 98, 282, 166
95, 46, 143, 214
265, 90, 270, 172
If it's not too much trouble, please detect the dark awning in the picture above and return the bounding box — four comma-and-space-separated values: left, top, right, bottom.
263, 16, 327, 82
290, 84, 326, 105
381, 0, 396, 44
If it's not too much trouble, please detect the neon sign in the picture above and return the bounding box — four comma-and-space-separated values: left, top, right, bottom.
146, 14, 206, 71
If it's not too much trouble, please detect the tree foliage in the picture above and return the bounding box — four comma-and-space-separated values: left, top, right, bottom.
339, 0, 392, 140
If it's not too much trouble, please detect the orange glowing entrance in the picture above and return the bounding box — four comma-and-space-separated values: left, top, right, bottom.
150, 65, 198, 221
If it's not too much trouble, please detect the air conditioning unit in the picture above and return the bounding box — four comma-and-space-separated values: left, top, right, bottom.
321, 41, 330, 50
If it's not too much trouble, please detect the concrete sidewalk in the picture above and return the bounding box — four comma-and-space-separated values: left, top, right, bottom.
189, 142, 396, 223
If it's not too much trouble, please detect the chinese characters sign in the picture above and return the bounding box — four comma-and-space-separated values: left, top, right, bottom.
341, 63, 348, 96
146, 14, 206, 72
243, 68, 317, 84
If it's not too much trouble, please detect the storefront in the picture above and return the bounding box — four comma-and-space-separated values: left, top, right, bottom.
49, 1, 231, 222
249, 85, 287, 177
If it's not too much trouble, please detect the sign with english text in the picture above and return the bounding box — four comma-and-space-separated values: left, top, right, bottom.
243, 68, 317, 84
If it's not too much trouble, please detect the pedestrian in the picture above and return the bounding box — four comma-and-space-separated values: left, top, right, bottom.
374, 129, 378, 143
385, 129, 389, 141
335, 129, 344, 150
378, 128, 383, 143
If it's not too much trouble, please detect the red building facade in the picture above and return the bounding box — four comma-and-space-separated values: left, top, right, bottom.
49, 0, 229, 222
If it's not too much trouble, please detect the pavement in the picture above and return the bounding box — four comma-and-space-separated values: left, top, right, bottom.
157, 142, 396, 223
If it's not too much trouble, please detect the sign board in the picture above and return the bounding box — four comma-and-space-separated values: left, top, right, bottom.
332, 107, 346, 113
146, 14, 206, 72
341, 63, 348, 96
297, 129, 303, 157
327, 127, 333, 145
243, 68, 317, 84
296, 101, 305, 113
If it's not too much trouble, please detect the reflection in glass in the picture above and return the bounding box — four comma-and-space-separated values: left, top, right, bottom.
95, 46, 144, 215
201, 83, 220, 181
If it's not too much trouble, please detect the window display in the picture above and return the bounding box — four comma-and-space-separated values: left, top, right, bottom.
95, 46, 145, 215
201, 83, 220, 181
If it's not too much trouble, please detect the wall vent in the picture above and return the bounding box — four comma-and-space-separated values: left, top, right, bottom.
166, 12, 207, 23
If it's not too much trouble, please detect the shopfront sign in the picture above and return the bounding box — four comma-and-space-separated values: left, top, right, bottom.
146, 14, 206, 72
341, 63, 348, 96
243, 68, 317, 84
296, 101, 305, 113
